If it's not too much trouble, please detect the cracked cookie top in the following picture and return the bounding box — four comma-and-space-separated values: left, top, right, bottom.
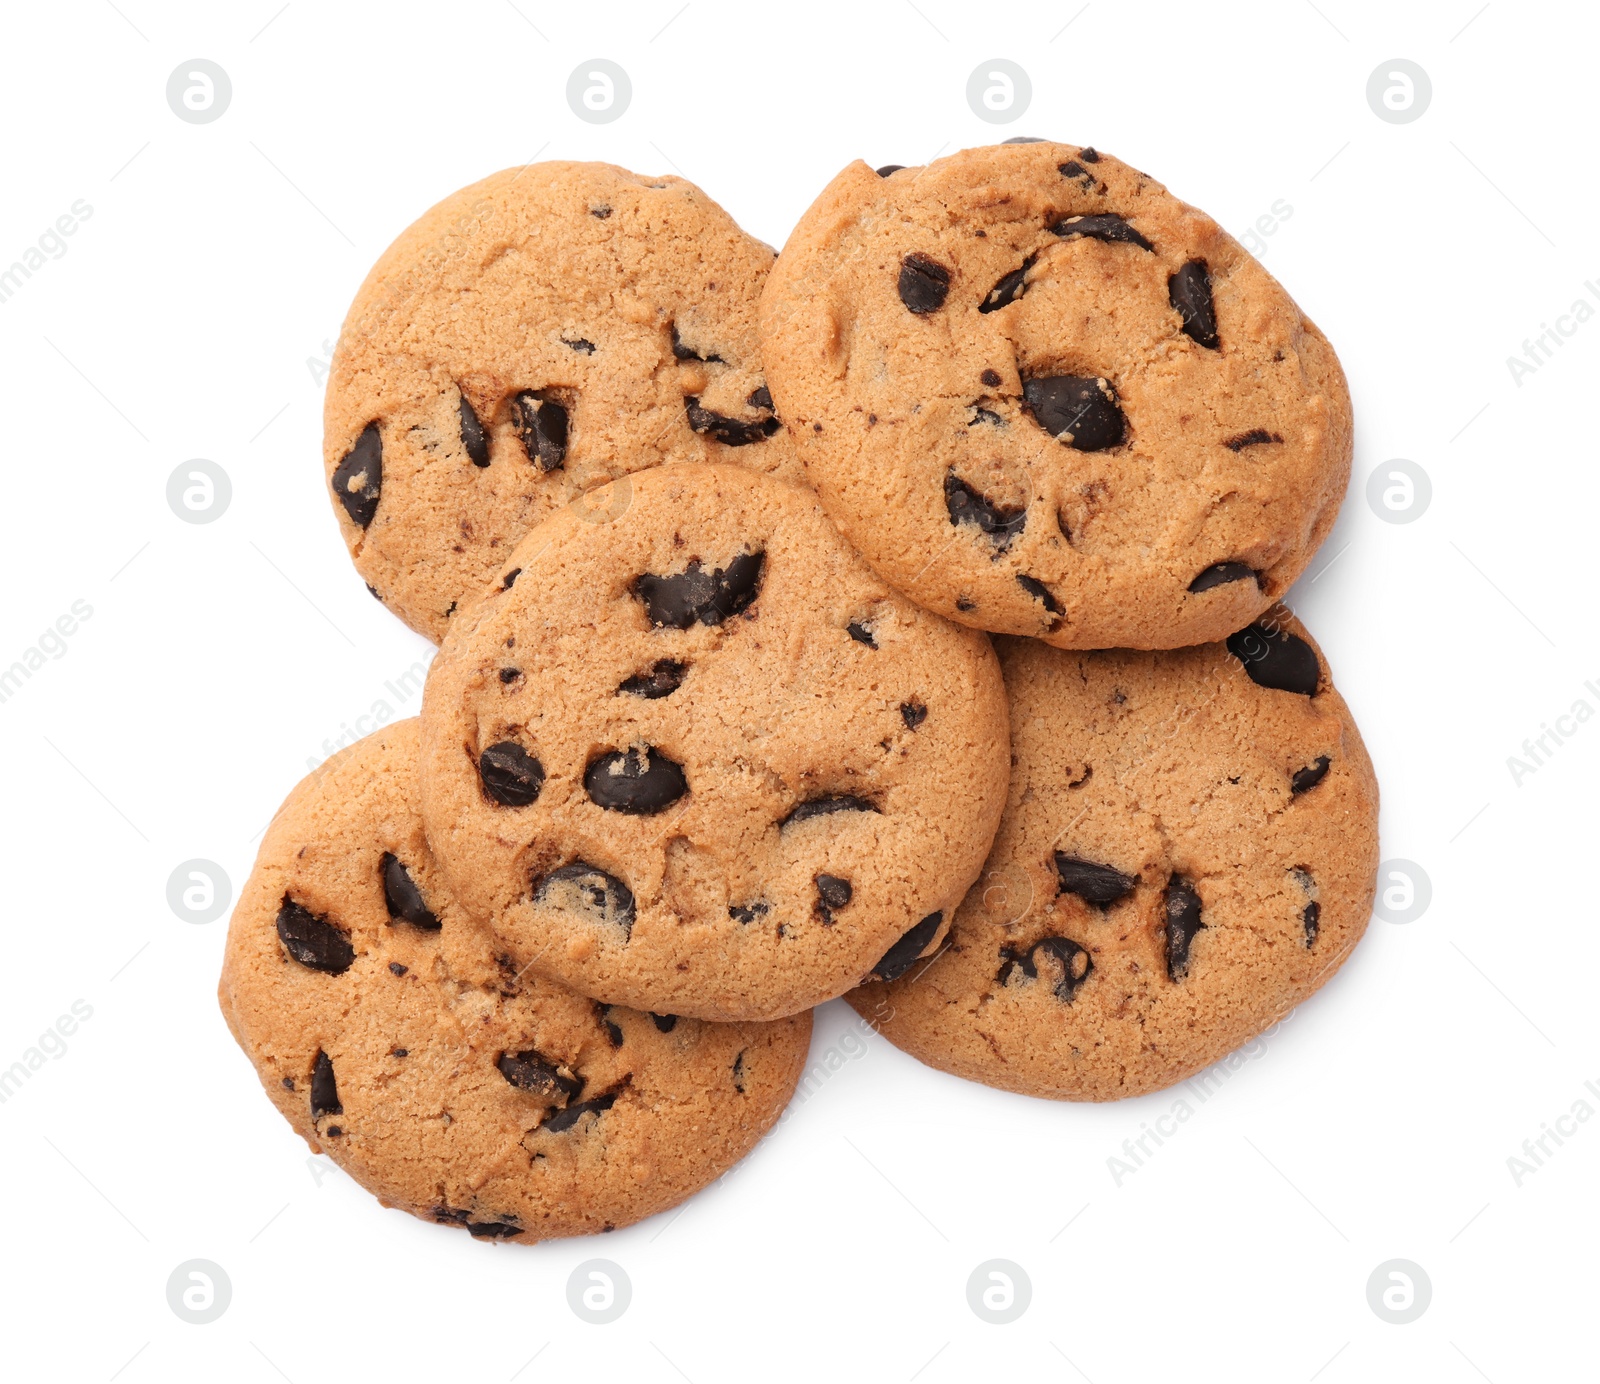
760, 141, 1352, 650
218, 719, 810, 1244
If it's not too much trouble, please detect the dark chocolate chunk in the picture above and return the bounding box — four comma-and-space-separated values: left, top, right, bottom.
310, 1050, 341, 1118
584, 746, 688, 814
496, 1049, 583, 1101
980, 368, 1002, 387
1226, 624, 1320, 696
388, 962, 407, 975
685, 397, 781, 446
1019, 935, 1093, 1002
898, 253, 952, 314
847, 621, 877, 647
563, 336, 596, 354
1051, 213, 1153, 251
635, 551, 764, 628
499, 667, 521, 683
535, 862, 636, 936
509, 391, 568, 470
945, 472, 1026, 547
282, 1077, 295, 1091
325, 1126, 342, 1137
1164, 876, 1205, 980
1223, 429, 1283, 452
875, 164, 905, 177
1291, 756, 1331, 794
871, 911, 943, 982
729, 901, 770, 923
1053, 853, 1137, 906
501, 567, 521, 590
466, 1221, 523, 1239
1168, 261, 1219, 350
366, 584, 382, 601
900, 700, 927, 730
459, 394, 489, 466
332, 422, 382, 527
391, 1048, 408, 1057
650, 1013, 678, 1033
379, 844, 438, 921
670, 323, 724, 363
590, 204, 612, 219
276, 898, 354, 974
969, 407, 1005, 427
1189, 562, 1259, 593
598, 1006, 624, 1047
1303, 900, 1321, 948
748, 385, 775, 411
478, 741, 545, 806
980, 257, 1034, 313
619, 659, 688, 699
1057, 160, 1090, 182
1017, 574, 1063, 615
1078, 147, 1099, 162
956, 597, 977, 612
815, 873, 854, 917
781, 795, 879, 829
543, 1090, 618, 1133
1023, 376, 1125, 450
432, 1205, 472, 1224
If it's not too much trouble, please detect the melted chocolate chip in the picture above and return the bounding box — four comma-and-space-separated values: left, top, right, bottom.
598, 1006, 624, 1047
501, 567, 521, 590
847, 621, 877, 647
1023, 376, 1125, 450
900, 700, 927, 730
980, 368, 1002, 387
1227, 624, 1320, 696
1057, 160, 1091, 183
619, 659, 688, 699
499, 667, 521, 684
955, 597, 976, 612
1016, 574, 1063, 615
1169, 261, 1219, 350
729, 901, 770, 923
1051, 213, 1153, 251
332, 423, 382, 527
1292, 756, 1331, 794
650, 1013, 678, 1033
781, 795, 879, 829
459, 395, 489, 466
1189, 562, 1259, 594
509, 391, 568, 470
1017, 936, 1093, 1002
945, 472, 1026, 546
685, 397, 781, 446
1223, 429, 1283, 452
536, 862, 636, 936
543, 1090, 618, 1133
276, 898, 354, 974
876, 164, 905, 177
969, 407, 1005, 428
980, 257, 1034, 313
366, 584, 382, 601
670, 324, 724, 363
310, 1050, 341, 1118
590, 204, 612, 219
478, 741, 545, 806
497, 1049, 583, 1101
749, 386, 774, 411
635, 552, 764, 628
815, 873, 854, 920
388, 962, 407, 976
282, 1077, 295, 1091
898, 253, 952, 314
391, 1048, 408, 1058
872, 911, 943, 982
381, 852, 440, 930
1053, 853, 1137, 906
466, 1221, 523, 1239
563, 336, 596, 354
584, 746, 688, 814
1078, 147, 1100, 162
1164, 876, 1205, 980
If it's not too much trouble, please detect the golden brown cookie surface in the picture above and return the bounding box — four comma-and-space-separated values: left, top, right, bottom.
848, 616, 1378, 1100
761, 142, 1352, 649
419, 463, 1010, 1022
218, 720, 810, 1244
325, 161, 797, 641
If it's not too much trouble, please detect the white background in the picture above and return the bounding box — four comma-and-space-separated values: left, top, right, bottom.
1, 1, 1595, 1380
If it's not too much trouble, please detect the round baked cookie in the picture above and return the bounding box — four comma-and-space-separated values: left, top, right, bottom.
325, 161, 797, 642
218, 720, 810, 1244
847, 614, 1378, 1100
760, 141, 1352, 650
418, 462, 1010, 1023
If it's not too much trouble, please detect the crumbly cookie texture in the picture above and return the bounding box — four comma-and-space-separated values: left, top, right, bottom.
218, 720, 810, 1244
418, 462, 1010, 1023
848, 614, 1378, 1100
325, 161, 798, 642
760, 141, 1352, 650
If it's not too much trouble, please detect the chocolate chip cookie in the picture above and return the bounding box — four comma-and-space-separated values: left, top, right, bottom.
218, 719, 811, 1243
847, 613, 1378, 1100
418, 463, 1010, 1022
325, 161, 796, 642
760, 142, 1352, 649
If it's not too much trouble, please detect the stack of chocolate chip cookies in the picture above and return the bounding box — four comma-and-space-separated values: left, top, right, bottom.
221, 145, 1378, 1245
